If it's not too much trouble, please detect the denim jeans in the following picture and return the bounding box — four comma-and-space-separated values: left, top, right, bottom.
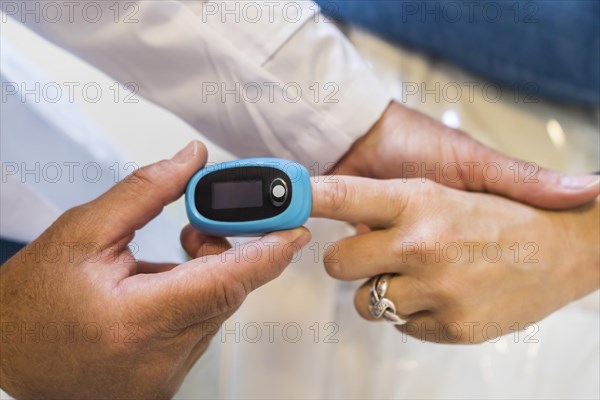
0, 238, 25, 265
316, 0, 600, 105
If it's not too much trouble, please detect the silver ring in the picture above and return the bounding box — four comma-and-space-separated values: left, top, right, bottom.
369, 274, 408, 325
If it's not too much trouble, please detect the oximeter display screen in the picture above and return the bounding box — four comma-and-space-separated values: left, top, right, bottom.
212, 180, 263, 210
194, 166, 292, 222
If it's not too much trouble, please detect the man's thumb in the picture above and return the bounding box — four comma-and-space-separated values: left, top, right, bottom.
157, 227, 311, 321
78, 141, 207, 247
221, 227, 312, 297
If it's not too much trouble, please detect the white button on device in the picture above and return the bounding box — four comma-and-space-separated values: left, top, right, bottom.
272, 184, 286, 199
270, 178, 288, 206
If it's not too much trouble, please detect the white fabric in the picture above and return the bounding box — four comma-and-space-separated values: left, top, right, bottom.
5, 0, 390, 168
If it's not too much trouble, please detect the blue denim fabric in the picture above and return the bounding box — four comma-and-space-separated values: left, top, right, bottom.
1, 238, 25, 265
315, 0, 600, 105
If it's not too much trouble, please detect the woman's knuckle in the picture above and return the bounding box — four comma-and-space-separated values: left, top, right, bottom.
323, 178, 351, 213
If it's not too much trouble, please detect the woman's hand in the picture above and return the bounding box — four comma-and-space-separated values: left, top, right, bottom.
311, 176, 599, 343
334, 101, 600, 209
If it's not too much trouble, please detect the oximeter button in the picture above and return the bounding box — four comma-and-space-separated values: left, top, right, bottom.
270, 178, 288, 206
272, 184, 286, 199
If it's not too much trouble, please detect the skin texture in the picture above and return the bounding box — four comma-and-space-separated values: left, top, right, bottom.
311, 175, 600, 344
334, 101, 600, 209
0, 141, 311, 399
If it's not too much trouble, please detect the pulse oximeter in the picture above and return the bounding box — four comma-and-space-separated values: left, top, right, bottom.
185, 158, 312, 236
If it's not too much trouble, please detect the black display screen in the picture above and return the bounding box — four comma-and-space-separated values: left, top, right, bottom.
212, 180, 263, 210
195, 166, 292, 222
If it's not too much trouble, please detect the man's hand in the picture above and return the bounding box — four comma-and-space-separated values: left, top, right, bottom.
311, 176, 599, 343
0, 141, 311, 399
334, 101, 599, 209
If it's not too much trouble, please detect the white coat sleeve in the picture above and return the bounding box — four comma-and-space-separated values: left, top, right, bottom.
2, 0, 391, 168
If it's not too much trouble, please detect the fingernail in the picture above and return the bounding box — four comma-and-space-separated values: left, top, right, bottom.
172, 141, 197, 164
292, 228, 311, 247
561, 175, 600, 190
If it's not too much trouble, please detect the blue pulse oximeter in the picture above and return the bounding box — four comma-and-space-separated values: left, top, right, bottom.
185, 158, 312, 236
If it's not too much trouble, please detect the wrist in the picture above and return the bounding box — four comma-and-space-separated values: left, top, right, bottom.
328, 100, 397, 177
329, 128, 377, 177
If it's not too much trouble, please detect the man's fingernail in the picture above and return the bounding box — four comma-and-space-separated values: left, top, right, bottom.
291, 228, 311, 247
172, 141, 198, 164
561, 175, 600, 190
